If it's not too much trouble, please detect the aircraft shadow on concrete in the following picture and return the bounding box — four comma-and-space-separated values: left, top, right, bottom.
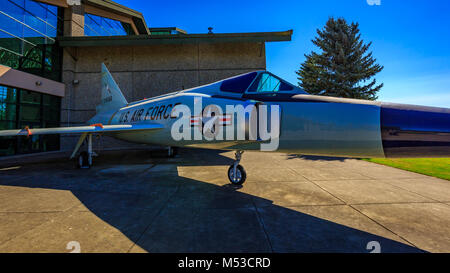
0, 149, 424, 253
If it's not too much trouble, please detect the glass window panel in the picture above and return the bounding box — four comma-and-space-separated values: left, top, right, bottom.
42, 95, 60, 122
0, 86, 17, 103
24, 0, 57, 39
0, 0, 61, 156
99, 17, 115, 35
85, 13, 132, 36
9, 0, 26, 9
42, 93, 59, 106
43, 121, 58, 128
84, 25, 98, 36
2, 0, 25, 23
44, 44, 54, 56
23, 25, 50, 42
44, 56, 51, 67
21, 39, 36, 55
0, 48, 20, 68
0, 120, 16, 129
24, 13, 46, 37
25, 0, 47, 20
0, 136, 16, 156
22, 44, 43, 61
110, 20, 124, 33
19, 56, 42, 71
43, 107, 59, 122
42, 106, 50, 120
85, 14, 107, 36
0, 103, 16, 121
20, 104, 40, 122
44, 3, 58, 18
104, 17, 126, 35
42, 94, 50, 106
20, 90, 41, 104
24, 2, 47, 34
0, 0, 57, 46
18, 120, 40, 129
46, 22, 57, 37
0, 12, 25, 40
100, 17, 116, 35
0, 33, 23, 56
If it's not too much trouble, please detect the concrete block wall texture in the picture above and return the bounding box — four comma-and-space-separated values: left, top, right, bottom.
63, 4, 85, 37
60, 42, 266, 150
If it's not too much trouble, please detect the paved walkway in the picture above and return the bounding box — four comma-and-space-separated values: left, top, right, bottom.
0, 149, 449, 252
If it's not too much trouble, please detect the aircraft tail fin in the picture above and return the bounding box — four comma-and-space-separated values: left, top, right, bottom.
96, 63, 128, 114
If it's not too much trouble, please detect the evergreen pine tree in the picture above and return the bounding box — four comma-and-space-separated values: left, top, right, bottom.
296, 17, 383, 100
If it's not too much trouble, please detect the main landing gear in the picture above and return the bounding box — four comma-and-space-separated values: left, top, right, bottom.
228, 150, 246, 185
76, 134, 97, 169
167, 146, 178, 158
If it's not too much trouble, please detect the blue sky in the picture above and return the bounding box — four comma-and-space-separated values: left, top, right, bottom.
120, 0, 450, 107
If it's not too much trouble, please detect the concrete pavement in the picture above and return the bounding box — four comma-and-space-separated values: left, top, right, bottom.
0, 149, 449, 252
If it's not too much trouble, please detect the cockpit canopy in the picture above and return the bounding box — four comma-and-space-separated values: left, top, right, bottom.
219, 71, 306, 94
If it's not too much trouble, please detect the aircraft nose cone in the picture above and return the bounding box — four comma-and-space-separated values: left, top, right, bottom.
380, 103, 450, 157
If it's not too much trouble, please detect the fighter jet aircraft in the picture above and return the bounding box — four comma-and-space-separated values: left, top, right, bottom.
1, 63, 449, 185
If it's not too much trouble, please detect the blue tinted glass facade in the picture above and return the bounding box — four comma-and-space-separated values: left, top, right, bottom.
0, 84, 61, 156
85, 13, 133, 36
0, 0, 63, 81
0, 0, 62, 156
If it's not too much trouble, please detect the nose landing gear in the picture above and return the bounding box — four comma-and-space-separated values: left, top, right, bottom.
228, 150, 246, 185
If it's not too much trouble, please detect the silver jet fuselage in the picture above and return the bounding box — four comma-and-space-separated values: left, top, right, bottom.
91, 79, 450, 158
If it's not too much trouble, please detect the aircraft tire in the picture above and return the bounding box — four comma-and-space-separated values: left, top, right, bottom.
168, 147, 178, 158
228, 164, 246, 185
77, 151, 91, 169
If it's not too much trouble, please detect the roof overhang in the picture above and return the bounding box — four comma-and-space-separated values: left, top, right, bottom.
57, 30, 293, 47
0, 65, 65, 97
149, 27, 188, 35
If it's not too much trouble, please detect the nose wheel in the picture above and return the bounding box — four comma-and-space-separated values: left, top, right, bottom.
228, 151, 246, 185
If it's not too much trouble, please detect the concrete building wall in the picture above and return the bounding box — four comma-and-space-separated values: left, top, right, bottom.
60, 42, 266, 149
63, 4, 85, 37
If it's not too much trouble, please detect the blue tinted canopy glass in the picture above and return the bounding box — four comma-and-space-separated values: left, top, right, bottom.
220, 72, 257, 93
248, 72, 294, 92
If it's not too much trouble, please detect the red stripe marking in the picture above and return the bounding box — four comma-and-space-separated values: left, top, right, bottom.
90, 123, 104, 128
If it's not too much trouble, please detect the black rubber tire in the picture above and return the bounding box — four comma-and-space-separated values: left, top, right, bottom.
172, 147, 179, 156
77, 151, 91, 169
168, 147, 178, 158
227, 164, 246, 185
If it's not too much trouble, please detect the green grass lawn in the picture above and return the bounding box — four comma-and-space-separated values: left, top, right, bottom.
364, 158, 450, 180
